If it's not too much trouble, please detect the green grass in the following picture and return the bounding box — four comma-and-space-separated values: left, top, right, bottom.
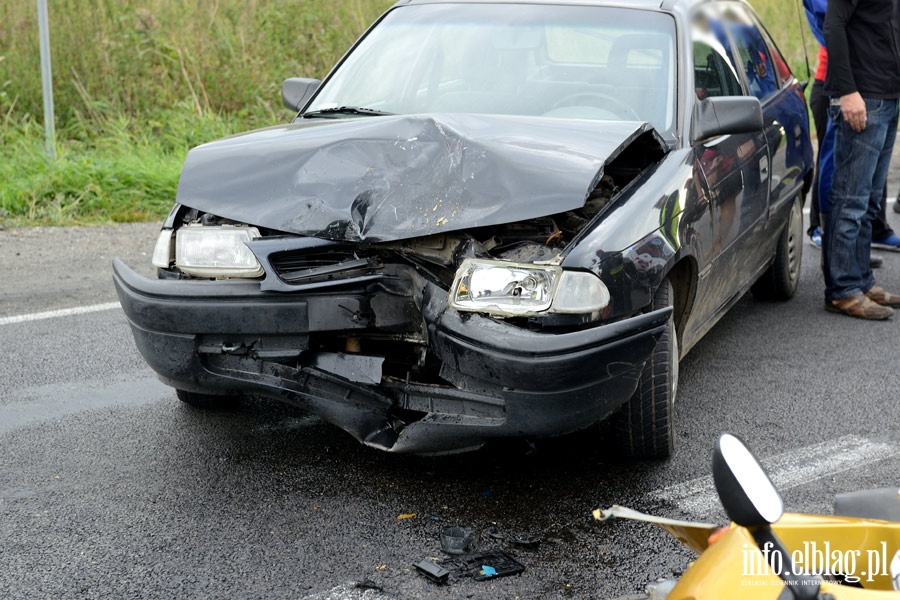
755, 0, 820, 83
0, 106, 249, 225
0, 0, 394, 226
0, 0, 815, 227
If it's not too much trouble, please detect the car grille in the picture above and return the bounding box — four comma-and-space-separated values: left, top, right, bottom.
268, 248, 383, 285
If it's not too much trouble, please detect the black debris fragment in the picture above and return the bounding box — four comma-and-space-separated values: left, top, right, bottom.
355, 580, 384, 592
415, 549, 526, 583
443, 549, 525, 581
487, 525, 542, 550
415, 559, 450, 584
440, 525, 478, 555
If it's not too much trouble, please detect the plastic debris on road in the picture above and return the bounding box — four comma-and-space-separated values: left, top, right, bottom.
440, 525, 478, 555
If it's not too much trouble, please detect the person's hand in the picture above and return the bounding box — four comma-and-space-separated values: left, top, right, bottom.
841, 92, 867, 132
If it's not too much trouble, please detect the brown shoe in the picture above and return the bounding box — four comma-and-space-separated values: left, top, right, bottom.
865, 285, 900, 307
826, 293, 894, 320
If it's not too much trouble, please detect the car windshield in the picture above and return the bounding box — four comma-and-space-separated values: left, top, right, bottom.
307, 3, 677, 133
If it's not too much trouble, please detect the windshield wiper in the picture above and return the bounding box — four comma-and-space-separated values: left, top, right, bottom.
302, 106, 393, 118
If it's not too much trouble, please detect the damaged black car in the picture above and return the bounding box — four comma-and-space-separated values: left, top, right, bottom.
113, 0, 813, 457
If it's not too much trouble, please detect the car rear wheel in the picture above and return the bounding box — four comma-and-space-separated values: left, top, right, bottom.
176, 389, 240, 410
752, 193, 803, 301
612, 278, 677, 459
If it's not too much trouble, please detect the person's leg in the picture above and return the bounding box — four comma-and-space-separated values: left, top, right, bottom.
872, 183, 900, 247
824, 99, 897, 302
809, 79, 827, 235
819, 118, 836, 273
818, 118, 835, 215
860, 101, 898, 292
872, 184, 890, 239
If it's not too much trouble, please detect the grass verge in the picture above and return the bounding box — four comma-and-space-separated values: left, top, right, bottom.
0, 105, 277, 226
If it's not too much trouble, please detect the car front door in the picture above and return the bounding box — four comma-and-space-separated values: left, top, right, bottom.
724, 2, 811, 243
687, 8, 771, 334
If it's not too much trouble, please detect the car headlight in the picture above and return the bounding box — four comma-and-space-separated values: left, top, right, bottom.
172, 225, 264, 278
449, 259, 609, 317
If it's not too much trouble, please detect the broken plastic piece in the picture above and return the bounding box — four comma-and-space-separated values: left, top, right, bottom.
443, 549, 525, 581
593, 505, 719, 554
481, 565, 497, 578
415, 559, 450, 584
313, 352, 383, 384
397, 513, 416, 519
646, 578, 678, 600
472, 550, 524, 581
486, 526, 540, 549
509, 536, 541, 550
440, 525, 478, 555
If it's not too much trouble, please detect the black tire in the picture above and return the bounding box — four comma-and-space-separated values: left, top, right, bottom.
613, 279, 678, 459
752, 194, 803, 301
176, 389, 240, 410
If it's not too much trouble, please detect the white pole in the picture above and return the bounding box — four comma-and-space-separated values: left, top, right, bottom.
37, 0, 56, 158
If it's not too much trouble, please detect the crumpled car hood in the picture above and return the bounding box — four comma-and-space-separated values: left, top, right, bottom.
175, 113, 662, 242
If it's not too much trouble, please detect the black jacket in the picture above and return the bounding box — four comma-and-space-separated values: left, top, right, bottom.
824, 0, 900, 99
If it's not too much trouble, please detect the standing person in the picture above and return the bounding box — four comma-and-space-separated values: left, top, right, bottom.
821, 0, 900, 319
804, 0, 900, 255
810, 49, 900, 258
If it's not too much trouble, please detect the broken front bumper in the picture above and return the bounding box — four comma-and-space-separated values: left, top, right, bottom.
113, 258, 670, 454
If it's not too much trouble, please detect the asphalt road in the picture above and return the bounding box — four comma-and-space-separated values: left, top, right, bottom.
2, 206, 900, 598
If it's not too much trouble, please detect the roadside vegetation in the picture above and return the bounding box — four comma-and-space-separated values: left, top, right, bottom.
0, 0, 816, 226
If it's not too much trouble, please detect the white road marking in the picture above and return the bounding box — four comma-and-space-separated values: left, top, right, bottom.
649, 435, 900, 518
0, 302, 121, 326
303, 583, 388, 599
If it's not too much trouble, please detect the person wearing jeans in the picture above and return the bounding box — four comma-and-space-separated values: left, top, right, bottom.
812, 63, 900, 257
804, 1, 900, 255
822, 97, 899, 318
822, 0, 900, 320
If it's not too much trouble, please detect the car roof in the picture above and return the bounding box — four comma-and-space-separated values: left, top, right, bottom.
391, 0, 720, 14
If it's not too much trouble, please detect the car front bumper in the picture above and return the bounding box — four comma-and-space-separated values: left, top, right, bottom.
113, 258, 670, 454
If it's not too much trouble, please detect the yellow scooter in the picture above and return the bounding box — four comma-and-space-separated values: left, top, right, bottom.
595, 434, 900, 599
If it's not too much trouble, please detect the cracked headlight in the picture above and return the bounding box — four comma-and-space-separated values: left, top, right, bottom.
449, 259, 609, 317
173, 226, 264, 278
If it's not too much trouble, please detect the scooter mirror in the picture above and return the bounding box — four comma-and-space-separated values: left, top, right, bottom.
712, 433, 784, 527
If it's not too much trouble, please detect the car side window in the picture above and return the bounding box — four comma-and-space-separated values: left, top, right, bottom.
749, 13, 793, 85
691, 10, 743, 100
693, 41, 743, 99
720, 5, 779, 100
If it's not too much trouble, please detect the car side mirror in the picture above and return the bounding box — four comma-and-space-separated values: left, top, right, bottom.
691, 96, 763, 143
282, 77, 321, 111
712, 433, 783, 527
